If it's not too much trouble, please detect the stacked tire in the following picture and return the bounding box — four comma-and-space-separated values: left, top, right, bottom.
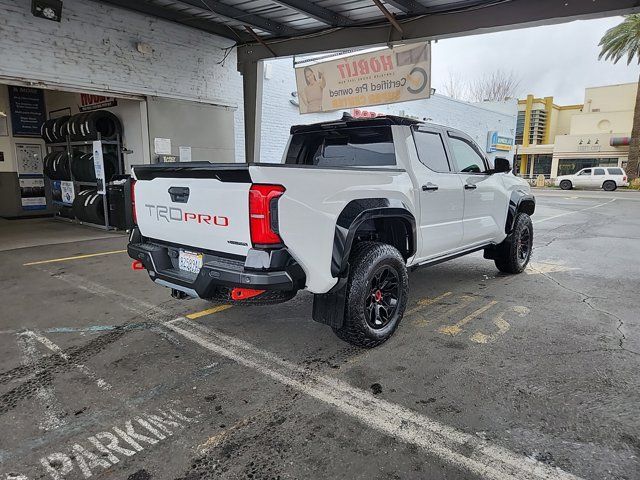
71, 152, 117, 182
43, 150, 76, 180
67, 110, 122, 141
41, 110, 122, 143
41, 116, 71, 143
72, 189, 105, 224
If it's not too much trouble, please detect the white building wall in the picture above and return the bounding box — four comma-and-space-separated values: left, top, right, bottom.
260, 58, 517, 164
0, 0, 245, 161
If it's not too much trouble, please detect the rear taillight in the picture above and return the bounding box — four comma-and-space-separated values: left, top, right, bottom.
131, 179, 137, 224
249, 184, 285, 247
623, 176, 628, 182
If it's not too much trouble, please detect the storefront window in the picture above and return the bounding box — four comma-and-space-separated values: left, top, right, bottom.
533, 155, 552, 176
557, 158, 618, 176
515, 155, 526, 175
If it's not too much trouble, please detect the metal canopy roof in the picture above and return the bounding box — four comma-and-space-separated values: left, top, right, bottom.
94, 0, 640, 163
98, 0, 640, 62
98, 0, 508, 42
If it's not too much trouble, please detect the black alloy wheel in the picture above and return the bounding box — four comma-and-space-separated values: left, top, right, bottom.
334, 241, 409, 348
365, 265, 400, 329
516, 224, 532, 267
494, 213, 533, 274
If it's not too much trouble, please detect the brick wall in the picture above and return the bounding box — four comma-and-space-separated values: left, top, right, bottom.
259, 58, 517, 163
0, 0, 245, 161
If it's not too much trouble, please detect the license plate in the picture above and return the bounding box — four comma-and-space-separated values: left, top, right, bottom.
178, 250, 203, 274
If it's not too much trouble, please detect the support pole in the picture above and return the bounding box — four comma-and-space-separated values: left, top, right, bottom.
240, 60, 264, 164
371, 0, 404, 35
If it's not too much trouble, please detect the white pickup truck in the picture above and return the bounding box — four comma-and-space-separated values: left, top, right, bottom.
128, 115, 535, 347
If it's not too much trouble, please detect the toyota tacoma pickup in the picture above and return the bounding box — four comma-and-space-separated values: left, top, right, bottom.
128, 115, 535, 347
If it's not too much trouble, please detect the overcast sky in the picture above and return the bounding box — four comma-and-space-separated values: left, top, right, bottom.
431, 16, 640, 105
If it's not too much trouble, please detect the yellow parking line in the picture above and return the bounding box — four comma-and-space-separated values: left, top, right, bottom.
413, 294, 475, 328
186, 305, 233, 319
405, 291, 452, 315
23, 250, 127, 266
470, 311, 511, 344
438, 300, 498, 336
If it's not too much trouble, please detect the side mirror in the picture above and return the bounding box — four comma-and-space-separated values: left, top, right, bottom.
493, 157, 511, 174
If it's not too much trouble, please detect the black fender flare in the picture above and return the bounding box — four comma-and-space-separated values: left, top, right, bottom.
313, 198, 416, 329
331, 198, 417, 278
505, 190, 535, 234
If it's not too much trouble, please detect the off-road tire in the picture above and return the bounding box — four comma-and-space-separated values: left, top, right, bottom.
494, 213, 533, 274
602, 180, 617, 192
333, 241, 408, 348
559, 180, 572, 190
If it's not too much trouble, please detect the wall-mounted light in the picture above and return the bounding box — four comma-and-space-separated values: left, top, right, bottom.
0, 111, 7, 118
31, 0, 62, 22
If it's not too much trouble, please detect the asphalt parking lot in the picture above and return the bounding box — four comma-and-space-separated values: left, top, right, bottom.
1, 189, 639, 480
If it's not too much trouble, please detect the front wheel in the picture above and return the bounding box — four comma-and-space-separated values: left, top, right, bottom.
494, 213, 533, 274
333, 241, 408, 348
559, 180, 572, 190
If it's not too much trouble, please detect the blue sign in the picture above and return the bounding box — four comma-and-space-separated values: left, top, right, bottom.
487, 130, 513, 153
487, 131, 499, 153
8, 86, 46, 137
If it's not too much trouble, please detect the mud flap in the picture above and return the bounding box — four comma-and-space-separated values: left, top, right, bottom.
484, 233, 514, 260
312, 272, 349, 330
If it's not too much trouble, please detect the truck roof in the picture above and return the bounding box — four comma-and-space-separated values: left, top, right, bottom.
290, 113, 420, 134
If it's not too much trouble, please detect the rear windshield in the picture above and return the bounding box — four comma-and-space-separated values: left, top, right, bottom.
607, 168, 624, 175
284, 126, 396, 167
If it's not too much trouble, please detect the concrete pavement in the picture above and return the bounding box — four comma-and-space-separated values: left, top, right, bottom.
1, 190, 638, 480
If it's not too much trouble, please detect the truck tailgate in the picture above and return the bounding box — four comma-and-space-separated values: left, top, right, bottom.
133, 164, 251, 257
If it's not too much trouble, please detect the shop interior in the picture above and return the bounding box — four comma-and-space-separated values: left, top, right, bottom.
0, 81, 242, 252
0, 83, 146, 250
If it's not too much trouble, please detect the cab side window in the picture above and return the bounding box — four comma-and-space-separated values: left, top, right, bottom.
413, 129, 451, 172
578, 169, 592, 176
448, 135, 489, 174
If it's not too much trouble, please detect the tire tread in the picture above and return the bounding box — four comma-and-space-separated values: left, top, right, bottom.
494, 213, 533, 274
333, 241, 408, 348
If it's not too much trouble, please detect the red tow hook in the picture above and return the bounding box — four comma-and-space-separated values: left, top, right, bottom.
131, 260, 145, 271
231, 288, 265, 301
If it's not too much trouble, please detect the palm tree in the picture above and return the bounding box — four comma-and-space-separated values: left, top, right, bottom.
599, 15, 640, 180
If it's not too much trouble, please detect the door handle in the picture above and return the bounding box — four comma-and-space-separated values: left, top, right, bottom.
168, 186, 190, 203
422, 183, 439, 192
464, 184, 477, 190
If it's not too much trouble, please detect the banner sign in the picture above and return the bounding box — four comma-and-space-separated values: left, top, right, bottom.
295, 42, 431, 114
52, 180, 75, 206
8, 86, 46, 137
61, 180, 75, 205
93, 140, 106, 194
79, 94, 117, 112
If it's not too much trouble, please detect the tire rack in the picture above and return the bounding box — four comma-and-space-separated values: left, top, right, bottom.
46, 133, 124, 230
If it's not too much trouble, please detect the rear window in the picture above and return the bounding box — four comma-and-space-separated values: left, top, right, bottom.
284, 126, 396, 167
607, 168, 624, 175
594, 168, 605, 175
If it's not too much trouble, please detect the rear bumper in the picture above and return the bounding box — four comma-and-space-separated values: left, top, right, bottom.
128, 228, 305, 299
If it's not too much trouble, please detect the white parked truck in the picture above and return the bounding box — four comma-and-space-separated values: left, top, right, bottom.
129, 115, 535, 347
